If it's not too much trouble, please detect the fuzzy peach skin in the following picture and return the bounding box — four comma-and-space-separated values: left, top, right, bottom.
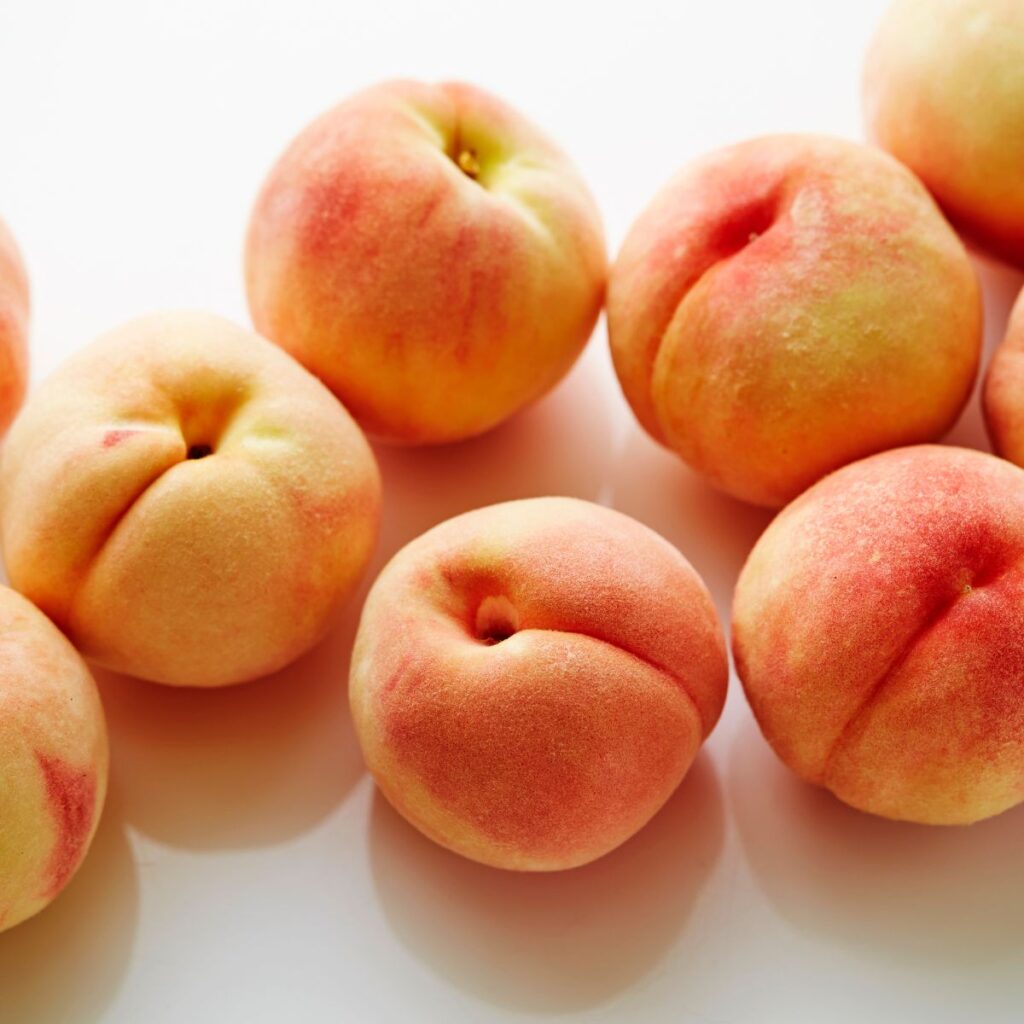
1, 311, 381, 688
0, 218, 29, 436
607, 135, 982, 508
350, 497, 727, 871
733, 445, 1024, 825
0, 585, 107, 933
984, 289, 1024, 462
865, 0, 1024, 266
245, 79, 607, 445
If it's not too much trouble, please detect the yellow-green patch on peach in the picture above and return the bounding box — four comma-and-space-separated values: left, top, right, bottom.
608, 135, 981, 508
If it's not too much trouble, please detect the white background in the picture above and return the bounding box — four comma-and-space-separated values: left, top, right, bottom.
1, 1, 1022, 1022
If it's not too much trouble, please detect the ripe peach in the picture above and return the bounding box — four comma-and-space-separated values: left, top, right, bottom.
865, 0, 1024, 266
350, 497, 728, 871
245, 79, 606, 445
983, 288, 1024, 461
607, 134, 981, 508
0, 586, 107, 933
733, 445, 1024, 825
0, 217, 29, 437
1, 311, 381, 688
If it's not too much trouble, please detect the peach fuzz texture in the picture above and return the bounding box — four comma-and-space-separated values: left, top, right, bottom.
0, 585, 108, 933
607, 134, 982, 509
865, 0, 1024, 266
245, 78, 607, 445
0, 311, 381, 688
733, 445, 1024, 825
350, 497, 728, 871
0, 217, 29, 437
983, 288, 1024, 463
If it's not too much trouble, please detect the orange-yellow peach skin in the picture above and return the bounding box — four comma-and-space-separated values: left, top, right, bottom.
0, 586, 107, 933
865, 0, 1024, 266
1, 311, 381, 688
733, 445, 1024, 825
245, 79, 607, 445
0, 218, 29, 437
984, 289, 1024, 462
607, 135, 981, 509
350, 497, 728, 871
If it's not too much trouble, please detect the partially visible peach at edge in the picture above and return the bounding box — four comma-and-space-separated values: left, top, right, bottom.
0, 585, 108, 933
864, 0, 1024, 267
733, 445, 1024, 825
984, 288, 1024, 463
0, 218, 29, 438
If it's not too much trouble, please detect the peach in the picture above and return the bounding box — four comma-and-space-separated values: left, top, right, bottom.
607, 134, 982, 508
733, 445, 1024, 825
0, 217, 29, 437
865, 0, 1024, 266
983, 288, 1024, 461
350, 497, 727, 870
1, 311, 381, 688
0, 585, 107, 933
245, 79, 607, 445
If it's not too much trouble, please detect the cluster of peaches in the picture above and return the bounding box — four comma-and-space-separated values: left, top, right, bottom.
2, 0, 1024, 934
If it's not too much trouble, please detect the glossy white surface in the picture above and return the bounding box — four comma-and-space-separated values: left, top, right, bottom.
0, 1, 1021, 1021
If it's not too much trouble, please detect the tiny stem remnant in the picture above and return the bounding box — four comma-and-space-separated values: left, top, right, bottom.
456, 147, 481, 179
475, 595, 519, 645
187, 443, 214, 460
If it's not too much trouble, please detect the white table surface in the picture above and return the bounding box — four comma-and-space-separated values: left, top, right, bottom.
1, 2, 1022, 1021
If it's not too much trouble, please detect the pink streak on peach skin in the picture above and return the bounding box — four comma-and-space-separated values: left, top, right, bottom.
101, 428, 140, 449
35, 753, 97, 900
